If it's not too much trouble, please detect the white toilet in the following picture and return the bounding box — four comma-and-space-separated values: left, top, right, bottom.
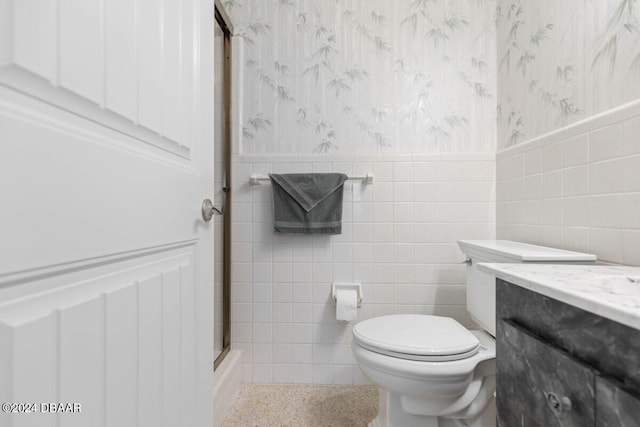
352, 240, 596, 427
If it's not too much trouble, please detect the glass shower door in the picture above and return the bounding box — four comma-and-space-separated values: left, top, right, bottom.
213, 7, 232, 368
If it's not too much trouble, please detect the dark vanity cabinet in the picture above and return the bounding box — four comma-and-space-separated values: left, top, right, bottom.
496, 279, 640, 427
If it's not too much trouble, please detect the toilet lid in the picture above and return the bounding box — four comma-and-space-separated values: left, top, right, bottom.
352, 314, 480, 362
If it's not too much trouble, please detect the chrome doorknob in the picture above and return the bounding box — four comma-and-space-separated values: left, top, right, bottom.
202, 199, 223, 222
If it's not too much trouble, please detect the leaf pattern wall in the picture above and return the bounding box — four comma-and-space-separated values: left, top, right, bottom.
497, 0, 640, 149
227, 0, 497, 154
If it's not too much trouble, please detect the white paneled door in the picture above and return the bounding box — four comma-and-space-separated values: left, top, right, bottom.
0, 1, 216, 426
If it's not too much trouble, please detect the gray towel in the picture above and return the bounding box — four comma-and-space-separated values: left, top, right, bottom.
269, 173, 348, 234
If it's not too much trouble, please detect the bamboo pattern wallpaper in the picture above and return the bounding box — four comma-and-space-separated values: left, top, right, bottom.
497, 0, 640, 148
226, 0, 497, 154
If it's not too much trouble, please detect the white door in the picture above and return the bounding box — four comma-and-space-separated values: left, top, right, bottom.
0, 1, 215, 426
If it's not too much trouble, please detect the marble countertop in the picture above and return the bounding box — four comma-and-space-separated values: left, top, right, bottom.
479, 263, 640, 331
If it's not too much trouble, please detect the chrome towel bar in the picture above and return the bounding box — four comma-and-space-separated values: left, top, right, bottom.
249, 172, 374, 185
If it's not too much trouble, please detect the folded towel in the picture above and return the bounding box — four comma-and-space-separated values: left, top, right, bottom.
269, 173, 348, 234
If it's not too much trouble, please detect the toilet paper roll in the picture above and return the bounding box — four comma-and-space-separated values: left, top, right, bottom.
336, 289, 358, 322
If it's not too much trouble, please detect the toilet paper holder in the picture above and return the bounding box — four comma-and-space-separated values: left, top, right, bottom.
331, 283, 363, 307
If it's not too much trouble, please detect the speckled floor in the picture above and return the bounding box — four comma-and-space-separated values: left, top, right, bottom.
220, 384, 379, 427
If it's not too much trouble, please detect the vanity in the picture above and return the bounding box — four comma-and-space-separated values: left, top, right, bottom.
479, 263, 640, 427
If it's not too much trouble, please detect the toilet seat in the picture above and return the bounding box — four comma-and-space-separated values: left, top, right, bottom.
352, 314, 480, 362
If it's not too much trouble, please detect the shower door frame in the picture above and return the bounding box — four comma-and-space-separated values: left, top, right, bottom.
214, 0, 233, 370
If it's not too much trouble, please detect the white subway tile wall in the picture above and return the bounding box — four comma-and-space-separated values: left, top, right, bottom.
230, 154, 495, 384
497, 101, 640, 266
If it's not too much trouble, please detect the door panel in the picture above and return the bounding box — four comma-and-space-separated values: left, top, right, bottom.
162, 0, 185, 143
0, 94, 194, 275
59, 0, 103, 103
12, 0, 56, 80
104, 0, 137, 120
138, 0, 164, 132
0, 0, 195, 158
0, 249, 203, 427
0, 0, 215, 426
58, 298, 102, 427
104, 284, 137, 427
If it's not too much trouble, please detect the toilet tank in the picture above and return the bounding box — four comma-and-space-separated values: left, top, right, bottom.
457, 240, 596, 337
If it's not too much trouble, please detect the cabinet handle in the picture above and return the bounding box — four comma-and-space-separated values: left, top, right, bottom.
544, 391, 572, 417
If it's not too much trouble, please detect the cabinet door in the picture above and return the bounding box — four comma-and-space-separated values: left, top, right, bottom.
497, 319, 595, 427
596, 376, 640, 427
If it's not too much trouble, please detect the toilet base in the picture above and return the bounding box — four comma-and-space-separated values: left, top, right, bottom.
370, 388, 496, 427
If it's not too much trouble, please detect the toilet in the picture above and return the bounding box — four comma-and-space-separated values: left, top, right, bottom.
352, 240, 596, 427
